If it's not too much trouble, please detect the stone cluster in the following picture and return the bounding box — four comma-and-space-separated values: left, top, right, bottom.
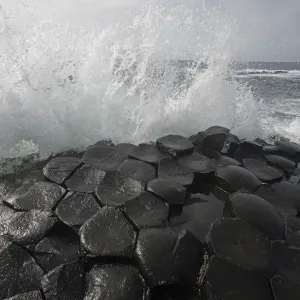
1, 126, 300, 299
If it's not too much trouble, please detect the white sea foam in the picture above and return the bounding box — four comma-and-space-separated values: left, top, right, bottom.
0, 1, 265, 162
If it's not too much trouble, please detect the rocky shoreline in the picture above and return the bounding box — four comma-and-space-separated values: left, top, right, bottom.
1, 126, 300, 299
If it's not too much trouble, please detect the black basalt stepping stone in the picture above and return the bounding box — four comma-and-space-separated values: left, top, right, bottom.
203, 126, 230, 151
118, 159, 156, 183
170, 193, 224, 242
55, 193, 100, 228
34, 233, 80, 273
215, 155, 241, 167
13, 181, 66, 211
0, 237, 44, 299
158, 158, 194, 186
285, 217, 300, 248
234, 141, 264, 162
43, 157, 81, 184
265, 154, 296, 171
270, 274, 300, 300
189, 131, 206, 146
3, 290, 43, 300
65, 165, 106, 193
205, 256, 273, 300
147, 179, 186, 205
93, 140, 115, 147
221, 133, 240, 156
125, 192, 169, 229
178, 153, 217, 174
81, 145, 116, 165
41, 262, 84, 300
93, 150, 128, 171
80, 207, 136, 258
254, 184, 298, 217
135, 228, 203, 287
206, 218, 272, 272
7, 210, 56, 245
243, 158, 283, 183
115, 143, 137, 155
85, 264, 149, 300
134, 228, 179, 287
271, 241, 300, 286
274, 141, 300, 162
0, 204, 17, 235
130, 143, 165, 164
156, 134, 194, 157
225, 192, 285, 240
215, 165, 261, 194
95, 172, 144, 207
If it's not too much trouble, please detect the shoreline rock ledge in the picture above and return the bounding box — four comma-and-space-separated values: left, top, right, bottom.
1, 125, 300, 299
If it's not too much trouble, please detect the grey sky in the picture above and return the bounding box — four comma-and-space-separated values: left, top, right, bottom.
3, 0, 300, 61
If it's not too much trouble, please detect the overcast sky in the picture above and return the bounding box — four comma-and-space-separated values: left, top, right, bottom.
2, 0, 300, 61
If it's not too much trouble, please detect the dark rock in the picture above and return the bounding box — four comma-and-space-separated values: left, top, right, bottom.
12, 182, 66, 211
206, 218, 272, 272
234, 141, 264, 162
285, 217, 300, 247
170, 193, 224, 242
265, 154, 296, 171
118, 159, 156, 183
43, 157, 81, 184
178, 153, 216, 174
135, 228, 203, 287
270, 274, 300, 300
95, 172, 144, 207
93, 150, 128, 171
0, 204, 17, 235
243, 158, 283, 183
41, 262, 84, 300
125, 192, 169, 229
80, 207, 136, 258
115, 143, 137, 155
93, 140, 115, 147
221, 133, 240, 156
225, 192, 285, 240
158, 158, 194, 186
254, 184, 298, 217
34, 231, 79, 272
215, 165, 261, 193
130, 143, 165, 164
65, 165, 106, 193
203, 126, 230, 151
271, 241, 300, 286
214, 155, 241, 167
85, 264, 149, 300
0, 237, 44, 299
3, 290, 43, 300
55, 193, 100, 228
255, 138, 271, 146
81, 145, 116, 165
156, 134, 194, 157
189, 131, 206, 146
147, 179, 186, 205
0, 180, 14, 199
205, 256, 273, 300
7, 210, 56, 245
264, 141, 300, 162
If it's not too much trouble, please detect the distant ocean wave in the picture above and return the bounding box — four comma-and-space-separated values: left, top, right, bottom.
234, 69, 300, 77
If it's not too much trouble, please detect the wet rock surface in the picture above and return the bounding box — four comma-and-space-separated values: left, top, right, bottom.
2, 125, 300, 299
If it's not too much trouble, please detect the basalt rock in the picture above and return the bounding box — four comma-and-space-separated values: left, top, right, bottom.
221, 133, 240, 157
206, 218, 272, 273
224, 192, 285, 240
80, 206, 136, 258
243, 158, 283, 183
215, 165, 261, 194
205, 256, 273, 300
12, 181, 66, 211
7, 210, 56, 245
41, 262, 85, 300
43, 157, 81, 184
118, 159, 156, 183
0, 237, 44, 299
147, 178, 186, 205
270, 274, 300, 300
234, 141, 264, 162
264, 141, 300, 163
130, 143, 166, 164
115, 143, 137, 155
55, 192, 100, 228
3, 290, 44, 300
158, 158, 194, 186
65, 165, 106, 193
85, 264, 149, 300
81, 145, 117, 165
202, 126, 230, 152
265, 154, 296, 172
95, 172, 144, 207
156, 134, 194, 157
125, 192, 169, 230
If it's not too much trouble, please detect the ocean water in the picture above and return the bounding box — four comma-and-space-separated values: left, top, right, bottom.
0, 1, 299, 173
